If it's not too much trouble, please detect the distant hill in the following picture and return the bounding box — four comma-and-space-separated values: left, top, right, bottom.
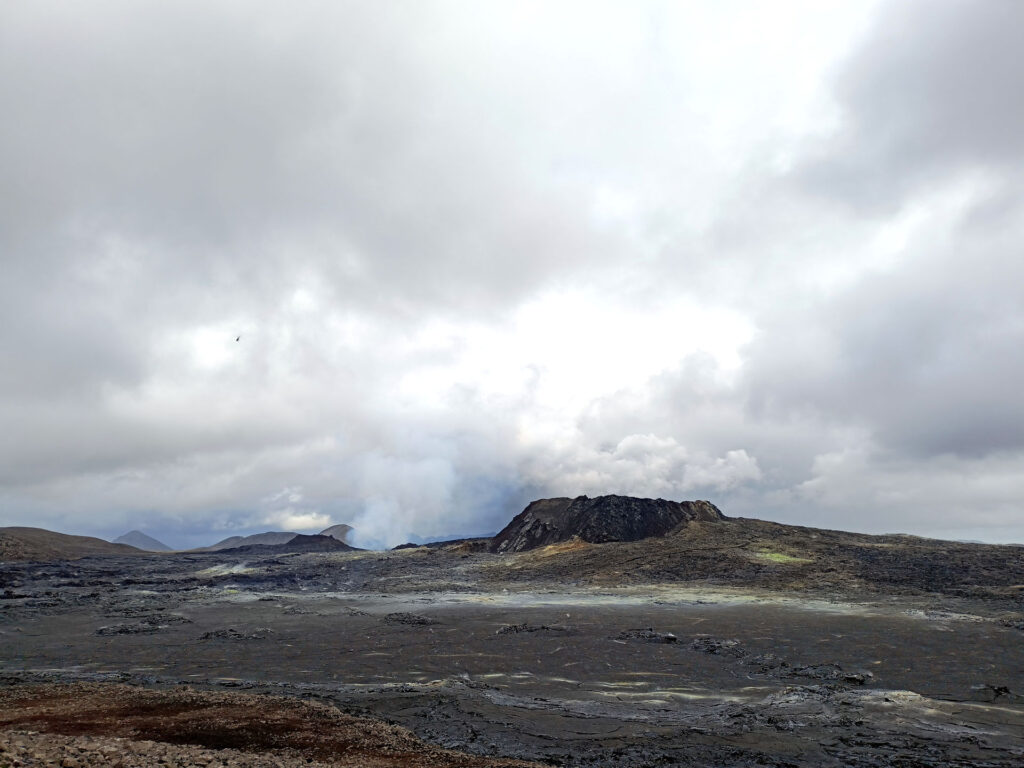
195, 525, 356, 552
393, 536, 492, 551
0, 527, 144, 562
113, 530, 172, 552
319, 524, 353, 543
194, 531, 299, 552
218, 534, 356, 555
398, 531, 497, 547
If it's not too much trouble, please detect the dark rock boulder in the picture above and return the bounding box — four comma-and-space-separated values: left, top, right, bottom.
95, 615, 191, 636
382, 612, 439, 626
199, 627, 274, 641
691, 636, 747, 657
490, 494, 725, 553
616, 628, 678, 644
786, 663, 873, 685
496, 623, 573, 635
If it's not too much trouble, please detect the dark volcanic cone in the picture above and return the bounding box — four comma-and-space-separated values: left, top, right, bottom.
490, 495, 725, 553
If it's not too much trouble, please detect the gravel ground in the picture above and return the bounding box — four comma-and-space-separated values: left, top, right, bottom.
0, 683, 539, 768
0, 729, 340, 767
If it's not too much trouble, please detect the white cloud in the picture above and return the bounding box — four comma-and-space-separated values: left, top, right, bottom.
262, 509, 331, 533
519, 433, 762, 501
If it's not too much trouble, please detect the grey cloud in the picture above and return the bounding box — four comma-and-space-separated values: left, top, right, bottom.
798, 0, 1024, 210
742, 202, 1024, 459
730, 0, 1024, 468
517, 431, 762, 502
0, 1, 622, 317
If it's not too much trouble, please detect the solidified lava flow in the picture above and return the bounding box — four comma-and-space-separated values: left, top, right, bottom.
1, 497, 1023, 766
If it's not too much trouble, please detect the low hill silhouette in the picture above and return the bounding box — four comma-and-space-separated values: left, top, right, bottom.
113, 530, 172, 552
218, 534, 356, 554
0, 527, 143, 562
194, 532, 300, 552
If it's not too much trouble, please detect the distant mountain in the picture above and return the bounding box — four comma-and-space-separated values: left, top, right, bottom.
0, 527, 144, 562
194, 531, 299, 552
318, 524, 353, 543
113, 530, 172, 552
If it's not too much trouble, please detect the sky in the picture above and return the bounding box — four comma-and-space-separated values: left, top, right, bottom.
2, 0, 1023, 549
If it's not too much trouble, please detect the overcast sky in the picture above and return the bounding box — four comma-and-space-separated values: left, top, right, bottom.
3, 0, 1022, 548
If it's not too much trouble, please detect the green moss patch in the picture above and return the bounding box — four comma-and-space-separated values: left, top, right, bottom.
756, 550, 813, 564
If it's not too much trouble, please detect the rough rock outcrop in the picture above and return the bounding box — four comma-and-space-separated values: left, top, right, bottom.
490, 495, 724, 553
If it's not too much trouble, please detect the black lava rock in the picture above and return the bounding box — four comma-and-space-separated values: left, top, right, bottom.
496, 623, 573, 635
691, 636, 747, 657
382, 612, 440, 626
616, 628, 678, 644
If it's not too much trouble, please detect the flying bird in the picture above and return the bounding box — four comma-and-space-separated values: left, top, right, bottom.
235, 336, 241, 342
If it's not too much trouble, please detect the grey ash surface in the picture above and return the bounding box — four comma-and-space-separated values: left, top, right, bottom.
2, 515, 1023, 766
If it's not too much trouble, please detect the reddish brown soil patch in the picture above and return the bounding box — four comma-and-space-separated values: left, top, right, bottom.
0, 683, 537, 768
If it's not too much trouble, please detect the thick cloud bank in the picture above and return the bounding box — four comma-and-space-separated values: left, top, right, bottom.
2, 1, 1022, 547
